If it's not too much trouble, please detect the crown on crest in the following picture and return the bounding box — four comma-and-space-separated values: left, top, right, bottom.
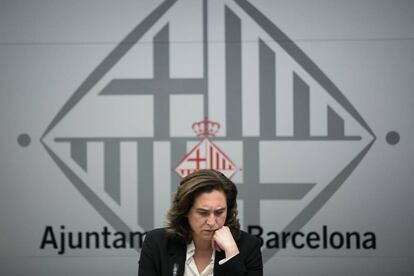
192, 117, 220, 137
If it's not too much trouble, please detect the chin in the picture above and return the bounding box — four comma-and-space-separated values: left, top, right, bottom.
201, 231, 214, 239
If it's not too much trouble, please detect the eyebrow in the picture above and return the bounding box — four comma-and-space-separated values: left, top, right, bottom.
196, 207, 226, 212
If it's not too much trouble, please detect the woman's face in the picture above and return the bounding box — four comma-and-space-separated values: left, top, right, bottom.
187, 189, 227, 243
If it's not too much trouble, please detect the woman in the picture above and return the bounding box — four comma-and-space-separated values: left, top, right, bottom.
138, 169, 263, 276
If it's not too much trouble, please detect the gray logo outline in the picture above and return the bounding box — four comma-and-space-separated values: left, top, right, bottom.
41, 0, 376, 263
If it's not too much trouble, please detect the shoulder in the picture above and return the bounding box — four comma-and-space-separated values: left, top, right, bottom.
238, 230, 261, 245
143, 228, 185, 250
143, 228, 172, 247
145, 228, 168, 239
235, 230, 262, 252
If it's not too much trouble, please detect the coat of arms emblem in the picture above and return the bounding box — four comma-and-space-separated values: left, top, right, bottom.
175, 118, 239, 179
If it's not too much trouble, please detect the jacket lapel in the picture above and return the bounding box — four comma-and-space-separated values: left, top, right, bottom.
167, 239, 186, 276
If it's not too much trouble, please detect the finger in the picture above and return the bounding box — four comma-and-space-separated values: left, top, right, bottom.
211, 237, 220, 252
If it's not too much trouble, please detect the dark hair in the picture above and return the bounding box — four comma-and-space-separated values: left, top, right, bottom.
166, 169, 240, 243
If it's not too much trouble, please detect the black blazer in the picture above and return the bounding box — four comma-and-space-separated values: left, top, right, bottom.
138, 228, 263, 276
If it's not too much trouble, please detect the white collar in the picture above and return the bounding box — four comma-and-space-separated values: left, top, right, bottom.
185, 241, 215, 265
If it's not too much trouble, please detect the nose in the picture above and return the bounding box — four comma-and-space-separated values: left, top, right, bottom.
206, 214, 216, 227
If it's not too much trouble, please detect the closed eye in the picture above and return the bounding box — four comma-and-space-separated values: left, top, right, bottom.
197, 210, 209, 216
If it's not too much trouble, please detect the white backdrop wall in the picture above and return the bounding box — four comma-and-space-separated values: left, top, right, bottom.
0, 0, 413, 275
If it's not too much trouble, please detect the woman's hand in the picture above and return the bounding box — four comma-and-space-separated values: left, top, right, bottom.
212, 226, 240, 259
